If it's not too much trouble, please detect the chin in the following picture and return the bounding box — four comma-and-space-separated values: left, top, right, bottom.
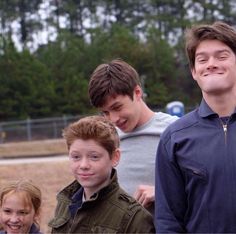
121, 127, 131, 133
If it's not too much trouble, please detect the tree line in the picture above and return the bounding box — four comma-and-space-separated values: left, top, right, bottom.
0, 0, 236, 120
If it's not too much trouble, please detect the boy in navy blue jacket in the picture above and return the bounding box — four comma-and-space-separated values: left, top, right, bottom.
155, 21, 236, 233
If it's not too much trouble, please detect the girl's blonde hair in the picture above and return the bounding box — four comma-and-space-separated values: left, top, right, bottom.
0, 179, 42, 228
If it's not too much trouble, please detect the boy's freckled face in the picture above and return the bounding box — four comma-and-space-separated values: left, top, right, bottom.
69, 139, 117, 197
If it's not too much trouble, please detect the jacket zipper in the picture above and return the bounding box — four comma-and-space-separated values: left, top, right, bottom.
222, 124, 227, 144
219, 119, 228, 144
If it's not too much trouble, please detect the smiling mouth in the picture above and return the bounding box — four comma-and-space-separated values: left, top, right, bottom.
79, 174, 93, 178
117, 120, 127, 129
204, 72, 223, 76
7, 224, 22, 232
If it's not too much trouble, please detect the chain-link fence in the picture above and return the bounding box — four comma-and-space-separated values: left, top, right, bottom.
0, 115, 85, 143
0, 104, 196, 144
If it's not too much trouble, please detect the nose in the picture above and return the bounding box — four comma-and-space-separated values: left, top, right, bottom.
9, 213, 20, 223
79, 157, 90, 169
207, 56, 217, 69
109, 112, 119, 124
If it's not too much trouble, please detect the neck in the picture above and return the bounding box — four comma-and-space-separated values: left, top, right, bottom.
138, 101, 155, 126
84, 175, 111, 200
203, 92, 236, 117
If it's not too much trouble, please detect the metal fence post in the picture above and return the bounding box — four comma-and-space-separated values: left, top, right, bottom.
53, 122, 58, 139
0, 114, 85, 143
63, 115, 68, 127
27, 118, 32, 141
0, 125, 3, 143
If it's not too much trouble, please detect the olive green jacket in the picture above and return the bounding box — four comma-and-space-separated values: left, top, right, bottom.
49, 169, 155, 233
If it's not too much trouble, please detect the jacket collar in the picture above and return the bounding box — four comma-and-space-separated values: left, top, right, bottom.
59, 168, 118, 202
29, 223, 42, 234
93, 168, 118, 200
198, 98, 236, 118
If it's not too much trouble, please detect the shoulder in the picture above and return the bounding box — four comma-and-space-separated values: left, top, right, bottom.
154, 112, 179, 125
57, 180, 81, 199
160, 109, 199, 141
113, 189, 155, 233
118, 112, 178, 138
144, 112, 178, 134
116, 188, 152, 216
29, 224, 42, 234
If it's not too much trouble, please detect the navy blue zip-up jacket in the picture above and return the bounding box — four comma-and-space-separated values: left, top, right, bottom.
155, 99, 236, 233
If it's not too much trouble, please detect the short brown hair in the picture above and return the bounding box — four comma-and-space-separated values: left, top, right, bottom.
63, 115, 119, 157
185, 21, 236, 69
88, 59, 141, 107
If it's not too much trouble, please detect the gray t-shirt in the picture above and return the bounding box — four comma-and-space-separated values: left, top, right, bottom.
116, 112, 178, 196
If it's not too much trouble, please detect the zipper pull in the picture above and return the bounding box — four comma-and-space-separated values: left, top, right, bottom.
219, 117, 230, 144
222, 124, 227, 144
222, 124, 227, 134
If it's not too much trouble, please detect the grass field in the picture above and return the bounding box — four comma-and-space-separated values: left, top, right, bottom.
0, 139, 73, 233
0, 139, 68, 158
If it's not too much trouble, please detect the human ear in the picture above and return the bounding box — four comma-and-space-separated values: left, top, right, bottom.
133, 85, 143, 100
33, 208, 41, 224
191, 68, 197, 81
112, 149, 120, 167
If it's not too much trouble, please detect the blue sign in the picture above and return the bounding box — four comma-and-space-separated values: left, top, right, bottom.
166, 101, 185, 117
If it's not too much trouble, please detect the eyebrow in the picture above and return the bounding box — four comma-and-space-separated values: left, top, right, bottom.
110, 101, 121, 108
102, 101, 121, 111
196, 49, 231, 57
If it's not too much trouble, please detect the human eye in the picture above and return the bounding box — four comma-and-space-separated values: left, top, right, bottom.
218, 52, 229, 60
102, 111, 109, 117
113, 104, 122, 112
89, 153, 100, 161
70, 154, 81, 161
3, 208, 11, 214
18, 210, 29, 216
196, 56, 207, 63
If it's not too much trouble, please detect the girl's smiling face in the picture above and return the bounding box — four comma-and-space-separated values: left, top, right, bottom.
0, 191, 37, 234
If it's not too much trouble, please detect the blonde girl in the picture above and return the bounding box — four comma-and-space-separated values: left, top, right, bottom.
0, 179, 42, 234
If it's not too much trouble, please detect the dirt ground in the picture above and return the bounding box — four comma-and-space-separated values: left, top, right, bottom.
0, 139, 73, 233
0, 139, 68, 158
